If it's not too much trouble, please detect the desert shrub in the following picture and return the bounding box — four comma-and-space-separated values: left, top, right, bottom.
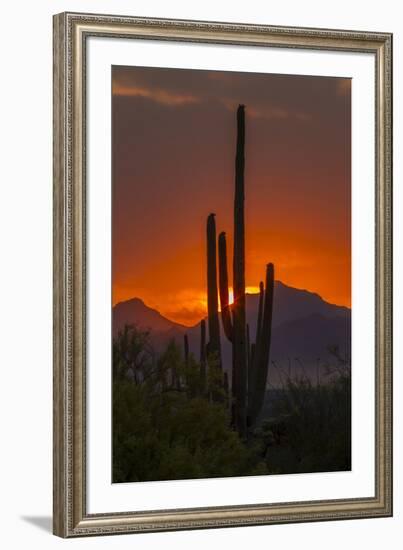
113, 324, 267, 482
254, 357, 351, 475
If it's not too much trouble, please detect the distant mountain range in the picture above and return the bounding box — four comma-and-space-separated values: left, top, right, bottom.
113, 281, 351, 386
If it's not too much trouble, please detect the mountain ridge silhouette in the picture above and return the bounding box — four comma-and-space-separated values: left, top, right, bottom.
113, 280, 349, 334
113, 281, 350, 385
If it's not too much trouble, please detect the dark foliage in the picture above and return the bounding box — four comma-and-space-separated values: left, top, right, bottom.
253, 354, 351, 474
113, 324, 267, 483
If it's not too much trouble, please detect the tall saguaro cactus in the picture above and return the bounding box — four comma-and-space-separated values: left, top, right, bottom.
206, 213, 221, 369
217, 105, 275, 435
215, 105, 248, 436
232, 105, 248, 436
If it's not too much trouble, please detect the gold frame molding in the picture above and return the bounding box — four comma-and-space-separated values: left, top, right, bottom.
53, 11, 393, 538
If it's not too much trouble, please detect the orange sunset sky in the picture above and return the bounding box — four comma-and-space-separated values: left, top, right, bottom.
112, 66, 351, 326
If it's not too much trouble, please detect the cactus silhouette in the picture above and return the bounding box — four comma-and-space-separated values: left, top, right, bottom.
183, 334, 189, 366
216, 105, 275, 435
200, 319, 207, 391
206, 213, 222, 369
232, 105, 248, 436
216, 105, 248, 435
247, 263, 274, 428
218, 232, 233, 342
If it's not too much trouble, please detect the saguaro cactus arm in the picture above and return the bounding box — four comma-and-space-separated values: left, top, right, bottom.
256, 281, 264, 344
218, 231, 233, 342
200, 319, 207, 391
260, 264, 274, 375
248, 263, 275, 427
206, 213, 221, 366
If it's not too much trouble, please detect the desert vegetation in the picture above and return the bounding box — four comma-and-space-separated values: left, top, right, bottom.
113, 325, 267, 482
113, 325, 351, 482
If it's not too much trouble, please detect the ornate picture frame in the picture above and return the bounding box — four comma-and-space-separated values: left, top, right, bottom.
53, 12, 392, 537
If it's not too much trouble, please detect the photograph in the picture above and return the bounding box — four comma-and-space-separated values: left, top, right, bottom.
0, 0, 398, 545
52, 12, 391, 536
111, 65, 352, 483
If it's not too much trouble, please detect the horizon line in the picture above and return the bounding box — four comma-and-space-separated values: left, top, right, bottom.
112, 279, 351, 328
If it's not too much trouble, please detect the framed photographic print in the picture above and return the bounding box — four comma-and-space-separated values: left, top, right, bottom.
53, 12, 392, 537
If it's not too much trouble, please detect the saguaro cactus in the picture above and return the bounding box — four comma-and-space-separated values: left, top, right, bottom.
232, 105, 248, 436
206, 213, 221, 368
217, 105, 275, 434
215, 105, 248, 435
